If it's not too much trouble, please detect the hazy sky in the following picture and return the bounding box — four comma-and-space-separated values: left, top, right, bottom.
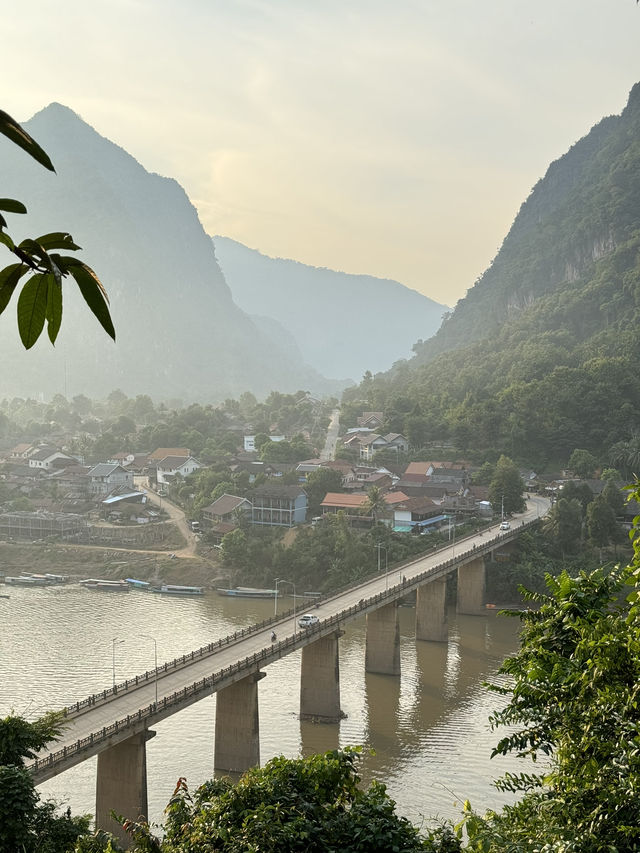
4, 1, 640, 306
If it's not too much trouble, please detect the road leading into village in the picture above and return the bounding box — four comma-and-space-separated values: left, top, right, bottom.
133, 475, 197, 557
319, 408, 340, 461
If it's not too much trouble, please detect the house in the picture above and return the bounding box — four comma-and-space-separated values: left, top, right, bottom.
148, 447, 190, 462
391, 496, 445, 533
250, 484, 307, 527
108, 452, 136, 467
357, 412, 384, 429
9, 443, 35, 461
202, 494, 252, 527
156, 455, 201, 486
28, 447, 77, 471
320, 490, 409, 526
87, 463, 134, 497
358, 433, 391, 461
244, 434, 285, 452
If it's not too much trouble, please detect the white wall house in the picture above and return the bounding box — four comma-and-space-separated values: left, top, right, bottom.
156, 455, 201, 486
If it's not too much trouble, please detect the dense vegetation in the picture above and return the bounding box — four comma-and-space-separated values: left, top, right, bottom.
341, 84, 640, 468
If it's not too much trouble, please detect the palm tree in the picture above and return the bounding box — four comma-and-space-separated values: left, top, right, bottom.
361, 486, 388, 525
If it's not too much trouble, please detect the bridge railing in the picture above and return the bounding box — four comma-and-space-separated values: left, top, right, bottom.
61, 518, 538, 721
30, 519, 539, 777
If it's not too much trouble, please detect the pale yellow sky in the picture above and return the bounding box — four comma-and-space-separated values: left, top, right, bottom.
4, 1, 640, 305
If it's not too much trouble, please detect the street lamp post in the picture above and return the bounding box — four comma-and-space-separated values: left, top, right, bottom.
501, 494, 505, 521
275, 578, 296, 637
141, 634, 158, 706
112, 637, 124, 688
376, 542, 389, 590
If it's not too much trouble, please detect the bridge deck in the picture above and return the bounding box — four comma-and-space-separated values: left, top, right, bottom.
29, 496, 548, 783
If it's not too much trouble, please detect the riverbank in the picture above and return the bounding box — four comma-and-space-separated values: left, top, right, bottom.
0, 540, 226, 588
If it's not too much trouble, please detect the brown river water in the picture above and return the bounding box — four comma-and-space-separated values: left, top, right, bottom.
0, 582, 526, 830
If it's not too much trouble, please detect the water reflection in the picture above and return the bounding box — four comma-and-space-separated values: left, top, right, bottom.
0, 585, 522, 827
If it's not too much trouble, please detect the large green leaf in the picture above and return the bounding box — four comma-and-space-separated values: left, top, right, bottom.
35, 232, 81, 252
17, 273, 48, 348
0, 110, 55, 172
0, 232, 15, 251
46, 277, 63, 344
0, 199, 27, 214
65, 261, 115, 341
0, 263, 28, 316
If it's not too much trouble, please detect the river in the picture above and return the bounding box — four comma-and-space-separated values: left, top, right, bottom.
0, 581, 525, 831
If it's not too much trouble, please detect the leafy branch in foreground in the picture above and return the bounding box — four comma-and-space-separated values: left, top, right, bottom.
0, 109, 115, 347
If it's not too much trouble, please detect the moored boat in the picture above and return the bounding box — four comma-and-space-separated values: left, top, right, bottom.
125, 578, 151, 589
151, 583, 205, 596
6, 575, 49, 586
80, 579, 130, 591
216, 586, 277, 598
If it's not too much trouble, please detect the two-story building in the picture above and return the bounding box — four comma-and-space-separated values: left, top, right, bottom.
250, 484, 308, 527
156, 455, 201, 486
86, 463, 134, 497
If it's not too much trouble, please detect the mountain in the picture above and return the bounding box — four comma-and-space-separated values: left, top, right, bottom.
345, 83, 640, 467
0, 104, 344, 402
213, 236, 448, 381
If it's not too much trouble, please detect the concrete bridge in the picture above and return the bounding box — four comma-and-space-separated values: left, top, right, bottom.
28, 496, 547, 844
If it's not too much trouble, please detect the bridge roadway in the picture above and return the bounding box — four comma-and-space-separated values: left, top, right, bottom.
29, 496, 548, 784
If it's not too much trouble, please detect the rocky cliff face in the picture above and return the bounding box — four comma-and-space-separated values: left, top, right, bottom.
410, 82, 640, 367
0, 104, 342, 402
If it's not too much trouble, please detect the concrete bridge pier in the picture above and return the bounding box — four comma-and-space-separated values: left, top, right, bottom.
214, 671, 266, 775
416, 578, 448, 642
300, 630, 344, 721
95, 728, 155, 849
457, 555, 486, 615
365, 601, 400, 675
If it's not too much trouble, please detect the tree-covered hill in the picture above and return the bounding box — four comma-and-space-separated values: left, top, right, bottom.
347, 83, 640, 467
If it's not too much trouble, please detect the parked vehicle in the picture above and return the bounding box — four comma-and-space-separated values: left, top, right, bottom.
298, 613, 319, 628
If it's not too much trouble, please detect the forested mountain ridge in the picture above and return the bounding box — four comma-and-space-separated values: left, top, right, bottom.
411, 81, 640, 365
0, 104, 342, 402
347, 83, 640, 467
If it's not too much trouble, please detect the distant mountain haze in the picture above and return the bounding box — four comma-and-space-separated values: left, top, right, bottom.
0, 104, 345, 402
0, 103, 449, 403
213, 236, 448, 380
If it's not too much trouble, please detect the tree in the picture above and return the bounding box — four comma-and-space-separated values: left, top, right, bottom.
488, 455, 525, 516
0, 110, 115, 347
121, 748, 434, 852
586, 493, 617, 555
567, 447, 598, 479
361, 485, 388, 525
0, 711, 95, 852
464, 563, 640, 852
543, 496, 583, 556
305, 467, 344, 518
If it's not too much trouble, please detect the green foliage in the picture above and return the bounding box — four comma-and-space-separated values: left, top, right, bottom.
151, 748, 431, 852
488, 455, 525, 516
0, 110, 114, 347
0, 711, 92, 852
567, 447, 598, 478
462, 562, 640, 851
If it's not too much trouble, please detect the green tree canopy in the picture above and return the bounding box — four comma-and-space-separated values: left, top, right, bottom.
488, 455, 525, 516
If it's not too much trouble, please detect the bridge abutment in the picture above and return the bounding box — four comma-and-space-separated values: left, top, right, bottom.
214, 671, 265, 774
416, 578, 448, 642
457, 556, 486, 615
95, 728, 155, 848
365, 601, 400, 675
300, 631, 343, 721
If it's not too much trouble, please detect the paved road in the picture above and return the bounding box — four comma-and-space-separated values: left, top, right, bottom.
319, 408, 340, 461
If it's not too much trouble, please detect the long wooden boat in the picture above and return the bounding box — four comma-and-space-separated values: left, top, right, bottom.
216, 586, 277, 599
80, 579, 130, 591
151, 584, 205, 596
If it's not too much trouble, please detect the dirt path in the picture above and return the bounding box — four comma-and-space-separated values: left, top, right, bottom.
134, 476, 197, 558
